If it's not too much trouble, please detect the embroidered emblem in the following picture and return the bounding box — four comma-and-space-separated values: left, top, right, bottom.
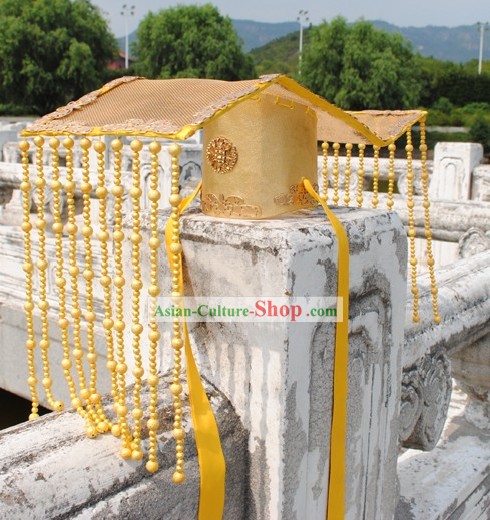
206, 136, 238, 174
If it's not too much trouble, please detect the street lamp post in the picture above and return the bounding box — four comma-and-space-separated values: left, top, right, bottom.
121, 4, 135, 70
477, 22, 489, 75
297, 10, 309, 76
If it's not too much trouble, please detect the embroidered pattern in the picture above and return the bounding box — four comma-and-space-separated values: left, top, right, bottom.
201, 193, 261, 218
206, 136, 238, 174
274, 182, 319, 207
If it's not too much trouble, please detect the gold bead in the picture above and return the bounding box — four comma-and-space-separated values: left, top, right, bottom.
39, 339, 49, 349
172, 471, 185, 484
96, 186, 108, 199
80, 137, 91, 150
405, 144, 414, 152
112, 185, 124, 198
21, 221, 32, 232
29, 413, 39, 421
100, 276, 112, 288
116, 363, 127, 375
121, 447, 132, 459
103, 318, 114, 330
130, 232, 142, 244
131, 278, 143, 291
97, 421, 109, 433
148, 284, 159, 297
131, 323, 144, 336
71, 398, 82, 409
148, 189, 160, 202
19, 140, 30, 152
130, 139, 143, 152
80, 182, 92, 194
113, 276, 125, 288
22, 262, 33, 273
94, 140, 106, 153
146, 460, 159, 473
26, 339, 35, 349
172, 428, 185, 440
131, 449, 144, 461
24, 301, 34, 312
132, 408, 144, 419
71, 307, 81, 318
111, 424, 121, 437
61, 358, 72, 369
114, 320, 125, 332
86, 352, 97, 364
148, 329, 160, 342
72, 348, 83, 360
168, 143, 181, 156
130, 186, 142, 198
149, 237, 160, 248
113, 230, 124, 242
27, 376, 37, 386
170, 383, 182, 395
53, 400, 64, 411
38, 300, 49, 312
63, 137, 74, 149
66, 223, 77, 235
111, 139, 123, 152
169, 242, 182, 255
106, 359, 116, 371
52, 222, 63, 234
169, 194, 182, 207
33, 136, 44, 147
147, 374, 159, 386
117, 405, 128, 416
147, 418, 159, 431
55, 277, 66, 288
42, 377, 52, 388
172, 337, 183, 349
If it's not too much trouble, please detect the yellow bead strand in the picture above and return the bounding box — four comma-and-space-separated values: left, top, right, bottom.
49, 137, 92, 423
405, 130, 420, 322
372, 145, 380, 208
129, 138, 145, 461
63, 137, 99, 431
356, 144, 366, 208
168, 143, 186, 484
94, 140, 117, 430
419, 121, 441, 323
146, 140, 162, 474
343, 143, 353, 206
321, 142, 329, 202
33, 136, 61, 410
80, 137, 110, 433
110, 138, 132, 455
387, 143, 396, 211
332, 143, 340, 206
19, 140, 40, 420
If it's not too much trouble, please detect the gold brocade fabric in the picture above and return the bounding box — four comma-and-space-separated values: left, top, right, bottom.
22, 75, 426, 146
201, 93, 318, 219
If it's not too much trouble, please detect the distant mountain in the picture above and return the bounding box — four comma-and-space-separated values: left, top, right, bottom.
118, 19, 489, 64
371, 21, 489, 63
232, 20, 299, 52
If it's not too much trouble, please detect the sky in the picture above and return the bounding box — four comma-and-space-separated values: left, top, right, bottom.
92, 0, 490, 39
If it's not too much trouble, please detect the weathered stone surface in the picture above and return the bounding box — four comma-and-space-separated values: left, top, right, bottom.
458, 227, 490, 258
430, 142, 483, 201
452, 333, 490, 430
399, 349, 452, 450
0, 374, 248, 520
132, 206, 408, 520
396, 385, 490, 520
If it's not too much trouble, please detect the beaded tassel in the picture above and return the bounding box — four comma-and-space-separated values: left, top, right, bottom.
146, 140, 163, 474
332, 143, 340, 206
387, 143, 396, 210
49, 137, 91, 425
321, 142, 329, 201
372, 145, 380, 208
63, 137, 99, 431
129, 139, 145, 461
19, 140, 40, 420
419, 121, 441, 323
94, 140, 117, 427
343, 143, 353, 206
33, 137, 62, 411
168, 143, 186, 484
356, 144, 366, 208
110, 138, 132, 454
405, 130, 420, 322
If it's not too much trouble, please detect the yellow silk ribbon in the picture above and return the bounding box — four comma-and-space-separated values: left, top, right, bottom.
164, 181, 226, 520
303, 178, 350, 520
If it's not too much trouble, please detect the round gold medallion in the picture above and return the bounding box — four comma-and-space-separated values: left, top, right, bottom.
206, 136, 238, 174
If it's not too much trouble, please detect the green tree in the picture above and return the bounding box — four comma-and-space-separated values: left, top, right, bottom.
134, 4, 255, 80
470, 115, 490, 150
301, 18, 421, 110
0, 0, 117, 115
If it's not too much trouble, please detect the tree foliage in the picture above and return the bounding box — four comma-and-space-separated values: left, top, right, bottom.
134, 4, 255, 80
301, 18, 421, 110
0, 0, 117, 114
